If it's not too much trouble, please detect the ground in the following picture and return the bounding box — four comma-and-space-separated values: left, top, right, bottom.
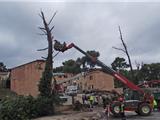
34, 107, 160, 120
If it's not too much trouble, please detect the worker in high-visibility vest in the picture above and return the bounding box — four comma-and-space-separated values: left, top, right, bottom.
153, 99, 158, 111
89, 95, 94, 110
119, 96, 126, 120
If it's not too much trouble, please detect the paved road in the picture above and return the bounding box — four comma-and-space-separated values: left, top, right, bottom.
100, 111, 160, 120
34, 108, 160, 120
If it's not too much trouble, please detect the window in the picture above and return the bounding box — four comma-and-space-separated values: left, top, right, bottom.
89, 75, 93, 80
91, 85, 94, 89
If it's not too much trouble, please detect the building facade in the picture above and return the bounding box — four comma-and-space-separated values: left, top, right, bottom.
57, 69, 114, 92
11, 60, 45, 96
10, 61, 114, 96
53, 73, 74, 81
77, 70, 114, 91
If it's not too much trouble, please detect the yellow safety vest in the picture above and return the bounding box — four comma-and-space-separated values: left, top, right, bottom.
154, 99, 157, 106
90, 96, 94, 101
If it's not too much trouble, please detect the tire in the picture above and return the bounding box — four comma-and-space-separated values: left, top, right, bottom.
135, 110, 140, 115
138, 103, 151, 116
110, 102, 121, 117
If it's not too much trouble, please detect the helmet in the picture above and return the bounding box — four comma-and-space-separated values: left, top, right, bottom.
118, 97, 124, 102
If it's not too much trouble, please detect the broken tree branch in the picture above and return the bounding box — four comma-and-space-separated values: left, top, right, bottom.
37, 47, 48, 51
37, 33, 47, 36
50, 25, 55, 32
112, 46, 126, 53
48, 11, 57, 25
38, 27, 46, 30
38, 13, 43, 19
39, 29, 47, 34
40, 11, 54, 71
53, 51, 60, 58
118, 26, 127, 50
41, 56, 47, 59
118, 26, 134, 79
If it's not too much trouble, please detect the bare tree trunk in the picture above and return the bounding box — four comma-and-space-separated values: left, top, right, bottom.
118, 26, 133, 74
40, 11, 54, 70
113, 26, 134, 81
38, 11, 57, 96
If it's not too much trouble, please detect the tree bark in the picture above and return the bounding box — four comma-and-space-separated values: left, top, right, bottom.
113, 26, 134, 82
38, 11, 57, 97
118, 26, 133, 78
40, 11, 53, 71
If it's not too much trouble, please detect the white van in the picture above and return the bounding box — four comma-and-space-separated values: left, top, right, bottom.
65, 85, 78, 95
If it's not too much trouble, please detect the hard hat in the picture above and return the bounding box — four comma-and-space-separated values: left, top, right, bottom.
118, 97, 123, 102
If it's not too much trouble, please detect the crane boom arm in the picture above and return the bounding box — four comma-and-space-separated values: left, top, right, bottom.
54, 41, 144, 93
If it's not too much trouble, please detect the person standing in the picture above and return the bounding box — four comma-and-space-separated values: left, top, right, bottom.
89, 94, 94, 111
82, 94, 86, 105
153, 99, 158, 111
102, 95, 107, 109
119, 96, 126, 120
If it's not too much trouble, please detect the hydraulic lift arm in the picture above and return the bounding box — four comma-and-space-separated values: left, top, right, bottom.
54, 41, 144, 94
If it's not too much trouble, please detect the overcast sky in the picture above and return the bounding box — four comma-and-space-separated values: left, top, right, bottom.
0, 1, 160, 68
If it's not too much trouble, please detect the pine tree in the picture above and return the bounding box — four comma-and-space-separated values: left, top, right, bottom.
39, 61, 52, 97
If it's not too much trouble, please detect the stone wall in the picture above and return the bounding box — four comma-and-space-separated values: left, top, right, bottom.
11, 60, 45, 96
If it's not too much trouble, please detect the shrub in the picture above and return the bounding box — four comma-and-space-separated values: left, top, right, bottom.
0, 96, 32, 120
73, 100, 82, 111
0, 95, 55, 120
35, 96, 54, 116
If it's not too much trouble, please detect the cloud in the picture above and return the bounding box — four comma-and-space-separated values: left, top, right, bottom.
0, 2, 160, 69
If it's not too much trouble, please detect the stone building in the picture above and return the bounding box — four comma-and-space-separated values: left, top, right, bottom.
76, 70, 114, 90
57, 69, 114, 92
78, 69, 114, 91
53, 73, 74, 81
11, 60, 45, 96
10, 60, 114, 96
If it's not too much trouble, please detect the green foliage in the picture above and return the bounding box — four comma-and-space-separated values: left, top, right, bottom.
53, 66, 63, 73
113, 70, 132, 88
80, 50, 100, 68
53, 59, 81, 74
112, 56, 160, 86
111, 57, 130, 87
137, 63, 160, 82
0, 95, 55, 120
38, 63, 52, 97
111, 57, 129, 71
0, 96, 35, 120
62, 59, 81, 74
38, 61, 60, 113
53, 50, 100, 74
35, 96, 54, 116
0, 62, 8, 72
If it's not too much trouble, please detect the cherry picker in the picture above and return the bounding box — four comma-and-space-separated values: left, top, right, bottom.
54, 40, 153, 116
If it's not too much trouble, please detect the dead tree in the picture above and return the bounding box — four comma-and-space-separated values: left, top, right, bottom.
38, 11, 57, 70
113, 26, 134, 81
38, 11, 57, 97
